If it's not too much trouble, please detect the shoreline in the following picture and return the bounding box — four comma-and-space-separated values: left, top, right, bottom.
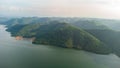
15, 36, 35, 42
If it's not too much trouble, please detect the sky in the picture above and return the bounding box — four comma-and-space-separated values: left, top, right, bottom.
1, 0, 120, 19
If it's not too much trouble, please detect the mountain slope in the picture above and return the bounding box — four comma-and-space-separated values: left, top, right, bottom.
33, 23, 111, 54
71, 19, 109, 30
86, 29, 120, 56
7, 22, 111, 54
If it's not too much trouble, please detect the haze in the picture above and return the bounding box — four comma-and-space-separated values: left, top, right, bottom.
1, 0, 120, 19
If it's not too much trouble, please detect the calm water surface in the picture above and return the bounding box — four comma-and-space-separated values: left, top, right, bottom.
0, 25, 120, 68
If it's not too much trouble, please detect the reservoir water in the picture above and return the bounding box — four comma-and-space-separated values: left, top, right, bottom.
0, 25, 120, 68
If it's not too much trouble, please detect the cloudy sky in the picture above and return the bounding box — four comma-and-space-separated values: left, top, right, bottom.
1, 0, 120, 19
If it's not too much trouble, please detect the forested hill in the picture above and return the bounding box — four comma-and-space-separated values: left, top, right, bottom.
6, 22, 111, 54
3, 17, 120, 56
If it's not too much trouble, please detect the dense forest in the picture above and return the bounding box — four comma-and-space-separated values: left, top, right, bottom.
1, 17, 120, 56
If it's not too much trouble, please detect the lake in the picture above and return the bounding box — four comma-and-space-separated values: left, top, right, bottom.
0, 25, 120, 68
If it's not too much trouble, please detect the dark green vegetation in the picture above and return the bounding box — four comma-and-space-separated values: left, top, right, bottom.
3, 17, 120, 56
86, 30, 120, 56
71, 19, 109, 30
6, 22, 111, 54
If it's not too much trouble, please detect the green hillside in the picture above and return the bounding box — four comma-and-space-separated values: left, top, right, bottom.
7, 22, 111, 54
71, 20, 109, 30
